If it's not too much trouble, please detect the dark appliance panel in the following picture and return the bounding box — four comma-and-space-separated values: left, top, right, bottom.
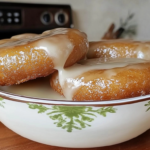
0, 2, 73, 39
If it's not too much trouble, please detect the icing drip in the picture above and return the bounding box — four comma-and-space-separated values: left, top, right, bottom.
58, 58, 150, 100
0, 28, 75, 69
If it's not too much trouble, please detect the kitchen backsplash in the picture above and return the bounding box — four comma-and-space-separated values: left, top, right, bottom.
1, 0, 150, 41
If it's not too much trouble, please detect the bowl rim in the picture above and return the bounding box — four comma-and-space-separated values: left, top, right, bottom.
0, 89, 150, 106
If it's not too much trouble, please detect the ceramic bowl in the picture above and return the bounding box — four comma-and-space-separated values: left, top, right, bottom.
0, 90, 150, 148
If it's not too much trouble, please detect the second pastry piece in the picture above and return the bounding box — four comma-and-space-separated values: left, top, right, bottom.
87, 40, 150, 60
50, 58, 150, 101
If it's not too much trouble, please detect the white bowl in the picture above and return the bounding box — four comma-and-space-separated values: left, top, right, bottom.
0, 90, 150, 148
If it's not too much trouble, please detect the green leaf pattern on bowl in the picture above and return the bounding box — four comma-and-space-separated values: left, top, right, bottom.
145, 101, 150, 111
0, 97, 149, 131
0, 97, 4, 108
27, 104, 117, 132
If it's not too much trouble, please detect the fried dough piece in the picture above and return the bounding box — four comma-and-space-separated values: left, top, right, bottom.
88, 40, 150, 60
0, 28, 88, 85
50, 58, 150, 101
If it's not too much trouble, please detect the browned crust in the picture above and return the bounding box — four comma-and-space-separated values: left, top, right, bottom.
64, 29, 88, 67
0, 29, 88, 85
50, 63, 150, 101
87, 40, 150, 59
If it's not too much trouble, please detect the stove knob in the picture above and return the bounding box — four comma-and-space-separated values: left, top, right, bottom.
41, 11, 52, 25
55, 11, 68, 26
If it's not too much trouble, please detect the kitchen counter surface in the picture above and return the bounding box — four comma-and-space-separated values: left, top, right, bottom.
0, 122, 150, 150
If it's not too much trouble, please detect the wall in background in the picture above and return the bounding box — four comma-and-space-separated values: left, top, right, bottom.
0, 0, 150, 41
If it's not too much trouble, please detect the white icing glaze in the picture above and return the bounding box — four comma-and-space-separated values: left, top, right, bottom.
11, 33, 37, 40
58, 58, 150, 100
0, 28, 89, 100
3, 56, 147, 101
0, 28, 69, 48
3, 30, 150, 101
0, 77, 66, 100
35, 35, 73, 69
0, 28, 75, 69
0, 39, 11, 44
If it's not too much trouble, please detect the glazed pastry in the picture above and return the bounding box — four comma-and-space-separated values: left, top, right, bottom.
50, 58, 150, 101
87, 40, 150, 60
0, 28, 88, 85
11, 33, 37, 40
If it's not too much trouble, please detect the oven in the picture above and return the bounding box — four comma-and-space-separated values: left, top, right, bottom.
0, 2, 73, 39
